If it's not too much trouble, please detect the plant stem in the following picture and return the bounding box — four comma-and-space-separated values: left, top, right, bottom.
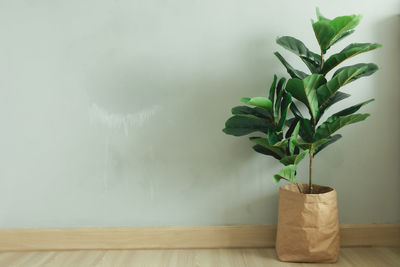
296, 182, 303, 194
309, 147, 314, 194
280, 177, 303, 194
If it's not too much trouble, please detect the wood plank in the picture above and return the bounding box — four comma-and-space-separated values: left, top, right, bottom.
0, 248, 399, 267
0, 224, 398, 252
340, 224, 400, 247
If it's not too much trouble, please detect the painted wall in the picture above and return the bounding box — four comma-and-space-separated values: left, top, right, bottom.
0, 0, 399, 228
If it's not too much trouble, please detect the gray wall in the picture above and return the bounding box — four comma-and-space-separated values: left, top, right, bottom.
0, 0, 399, 228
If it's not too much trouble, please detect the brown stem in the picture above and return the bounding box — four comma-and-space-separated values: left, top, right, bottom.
279, 177, 303, 194
296, 183, 303, 194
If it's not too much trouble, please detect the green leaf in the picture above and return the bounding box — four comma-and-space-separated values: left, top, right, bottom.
299, 118, 314, 142
286, 74, 326, 122
301, 59, 318, 75
315, 113, 370, 140
330, 15, 362, 44
253, 145, 281, 160
317, 91, 350, 121
268, 75, 278, 103
312, 13, 362, 53
273, 164, 297, 184
316, 7, 329, 21
276, 77, 286, 95
223, 115, 273, 136
288, 121, 301, 155
277, 92, 292, 131
332, 99, 374, 117
332, 63, 378, 81
250, 137, 285, 158
231, 106, 273, 121
322, 43, 382, 75
240, 97, 273, 112
312, 20, 335, 54
276, 36, 321, 71
272, 139, 289, 151
285, 117, 300, 138
313, 134, 342, 156
291, 120, 300, 138
317, 64, 369, 107
330, 30, 354, 46
274, 52, 308, 79
289, 102, 304, 118
274, 78, 287, 121
267, 130, 279, 145
280, 149, 309, 165
295, 139, 329, 152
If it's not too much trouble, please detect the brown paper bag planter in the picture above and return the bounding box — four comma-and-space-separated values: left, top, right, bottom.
276, 184, 340, 263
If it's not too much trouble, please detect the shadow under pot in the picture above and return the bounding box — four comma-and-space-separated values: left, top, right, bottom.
275, 183, 340, 263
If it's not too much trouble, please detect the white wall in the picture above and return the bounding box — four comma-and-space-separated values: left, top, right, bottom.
0, 0, 399, 228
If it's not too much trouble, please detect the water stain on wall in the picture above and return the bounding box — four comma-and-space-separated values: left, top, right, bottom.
88, 103, 161, 135
88, 103, 161, 192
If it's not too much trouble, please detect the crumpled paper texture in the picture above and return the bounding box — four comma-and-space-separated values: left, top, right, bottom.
275, 183, 340, 263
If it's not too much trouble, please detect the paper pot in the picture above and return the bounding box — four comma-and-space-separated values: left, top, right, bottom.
275, 183, 340, 263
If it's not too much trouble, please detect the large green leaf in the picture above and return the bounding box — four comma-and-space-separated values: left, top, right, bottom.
288, 121, 301, 155
231, 106, 273, 121
286, 74, 326, 122
315, 113, 370, 140
312, 13, 362, 53
276, 77, 286, 95
329, 15, 362, 44
273, 164, 297, 184
276, 36, 321, 72
317, 91, 350, 121
272, 139, 289, 151
299, 118, 314, 143
274, 77, 287, 121
253, 145, 281, 160
280, 149, 309, 165
295, 138, 329, 153
313, 134, 342, 156
330, 30, 355, 46
250, 137, 285, 158
332, 63, 378, 82
268, 75, 278, 103
315, 7, 329, 21
223, 115, 273, 136
316, 64, 369, 107
240, 97, 273, 112
312, 20, 334, 54
289, 102, 304, 118
332, 99, 374, 117
277, 92, 292, 131
285, 117, 300, 138
321, 43, 382, 75
267, 129, 279, 145
274, 52, 308, 79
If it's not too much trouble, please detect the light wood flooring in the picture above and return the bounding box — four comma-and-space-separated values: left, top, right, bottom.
0, 247, 399, 266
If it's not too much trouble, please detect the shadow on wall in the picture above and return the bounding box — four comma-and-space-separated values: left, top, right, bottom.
367, 15, 400, 221
223, 192, 279, 225
333, 15, 400, 224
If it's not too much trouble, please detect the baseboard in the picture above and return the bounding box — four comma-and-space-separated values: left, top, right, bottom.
0, 224, 398, 252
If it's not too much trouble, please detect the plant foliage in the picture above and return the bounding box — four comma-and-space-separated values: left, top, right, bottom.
222, 8, 381, 193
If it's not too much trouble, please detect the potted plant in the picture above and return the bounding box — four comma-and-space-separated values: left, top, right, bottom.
222, 8, 381, 263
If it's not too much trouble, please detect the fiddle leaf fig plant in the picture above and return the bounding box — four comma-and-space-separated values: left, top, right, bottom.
223, 8, 381, 194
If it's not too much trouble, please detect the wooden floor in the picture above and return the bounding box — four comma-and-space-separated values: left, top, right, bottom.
0, 247, 399, 266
